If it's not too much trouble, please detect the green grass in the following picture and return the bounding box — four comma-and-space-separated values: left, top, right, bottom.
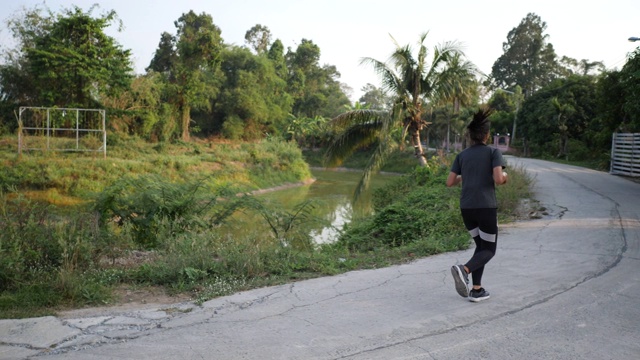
0, 135, 312, 197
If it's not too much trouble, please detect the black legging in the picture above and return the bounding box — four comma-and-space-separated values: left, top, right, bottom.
461, 208, 498, 286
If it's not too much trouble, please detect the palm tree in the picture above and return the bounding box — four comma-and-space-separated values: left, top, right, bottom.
435, 53, 481, 152
324, 33, 469, 200
551, 97, 575, 160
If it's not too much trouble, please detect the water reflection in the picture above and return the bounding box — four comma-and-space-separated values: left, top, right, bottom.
223, 169, 396, 244
309, 203, 351, 244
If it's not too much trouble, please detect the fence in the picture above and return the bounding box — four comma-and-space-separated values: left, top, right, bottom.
610, 133, 639, 177
18, 107, 107, 158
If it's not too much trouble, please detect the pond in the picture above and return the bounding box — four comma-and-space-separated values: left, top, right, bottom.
220, 169, 398, 245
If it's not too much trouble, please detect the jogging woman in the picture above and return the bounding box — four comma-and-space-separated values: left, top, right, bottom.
446, 107, 508, 302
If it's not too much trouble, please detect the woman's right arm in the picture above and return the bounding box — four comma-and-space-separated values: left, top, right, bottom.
493, 166, 508, 185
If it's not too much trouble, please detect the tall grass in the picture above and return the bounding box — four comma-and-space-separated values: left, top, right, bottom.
0, 136, 312, 196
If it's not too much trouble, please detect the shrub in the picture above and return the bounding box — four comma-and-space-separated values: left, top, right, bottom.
93, 175, 250, 248
339, 165, 464, 250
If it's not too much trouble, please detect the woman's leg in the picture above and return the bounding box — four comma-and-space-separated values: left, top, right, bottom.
461, 209, 498, 287
465, 236, 497, 287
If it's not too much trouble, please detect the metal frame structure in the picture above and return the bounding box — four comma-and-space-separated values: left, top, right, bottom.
18, 106, 107, 158
610, 133, 639, 177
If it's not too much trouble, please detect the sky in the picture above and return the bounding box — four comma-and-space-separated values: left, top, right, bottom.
0, 0, 638, 101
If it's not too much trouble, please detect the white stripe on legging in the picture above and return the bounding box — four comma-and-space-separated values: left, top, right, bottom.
468, 227, 496, 242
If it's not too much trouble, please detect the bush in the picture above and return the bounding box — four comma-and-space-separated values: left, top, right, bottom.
222, 115, 245, 140
567, 139, 590, 161
0, 198, 100, 317
339, 165, 465, 250
338, 158, 532, 252
93, 175, 249, 248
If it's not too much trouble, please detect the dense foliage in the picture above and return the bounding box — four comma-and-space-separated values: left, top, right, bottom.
597, 47, 640, 134
486, 14, 640, 166
1, 5, 638, 165
0, 5, 132, 111
0, 4, 350, 141
517, 75, 598, 159
507, 48, 640, 163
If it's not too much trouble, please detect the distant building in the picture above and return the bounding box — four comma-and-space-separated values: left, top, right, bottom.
491, 134, 510, 152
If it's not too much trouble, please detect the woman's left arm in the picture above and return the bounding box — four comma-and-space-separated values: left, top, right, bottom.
446, 172, 462, 187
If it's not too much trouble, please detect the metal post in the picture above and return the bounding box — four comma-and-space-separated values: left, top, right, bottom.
76, 109, 80, 150
18, 107, 24, 157
102, 110, 107, 158
610, 132, 615, 174
46, 108, 50, 151
512, 101, 519, 142
633, 134, 638, 177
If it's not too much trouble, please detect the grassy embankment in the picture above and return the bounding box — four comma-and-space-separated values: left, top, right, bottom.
0, 136, 532, 319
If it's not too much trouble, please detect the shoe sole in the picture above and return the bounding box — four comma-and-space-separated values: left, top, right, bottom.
468, 294, 490, 302
451, 266, 469, 297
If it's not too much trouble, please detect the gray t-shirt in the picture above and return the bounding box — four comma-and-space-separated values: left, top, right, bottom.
450, 144, 505, 209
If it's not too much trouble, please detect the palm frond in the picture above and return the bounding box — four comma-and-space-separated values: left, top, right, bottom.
433, 53, 481, 107
360, 57, 401, 95
329, 108, 388, 129
324, 122, 383, 167
426, 41, 464, 77
351, 124, 395, 203
324, 110, 391, 167
388, 33, 402, 49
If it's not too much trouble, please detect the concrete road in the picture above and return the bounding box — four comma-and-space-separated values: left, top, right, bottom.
1, 157, 639, 359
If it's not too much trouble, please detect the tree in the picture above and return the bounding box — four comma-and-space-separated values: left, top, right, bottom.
490, 13, 560, 97
435, 53, 480, 151
324, 33, 467, 200
559, 56, 605, 77
146, 32, 175, 73
318, 64, 352, 119
618, 48, 640, 131
595, 55, 639, 138
267, 39, 288, 79
551, 96, 576, 159
1, 4, 132, 108
486, 87, 519, 144
245, 24, 272, 55
147, 11, 223, 140
286, 39, 320, 116
358, 83, 389, 110
286, 39, 350, 119
517, 75, 597, 158
101, 73, 178, 141
212, 46, 292, 140
0, 4, 53, 111
285, 114, 328, 148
